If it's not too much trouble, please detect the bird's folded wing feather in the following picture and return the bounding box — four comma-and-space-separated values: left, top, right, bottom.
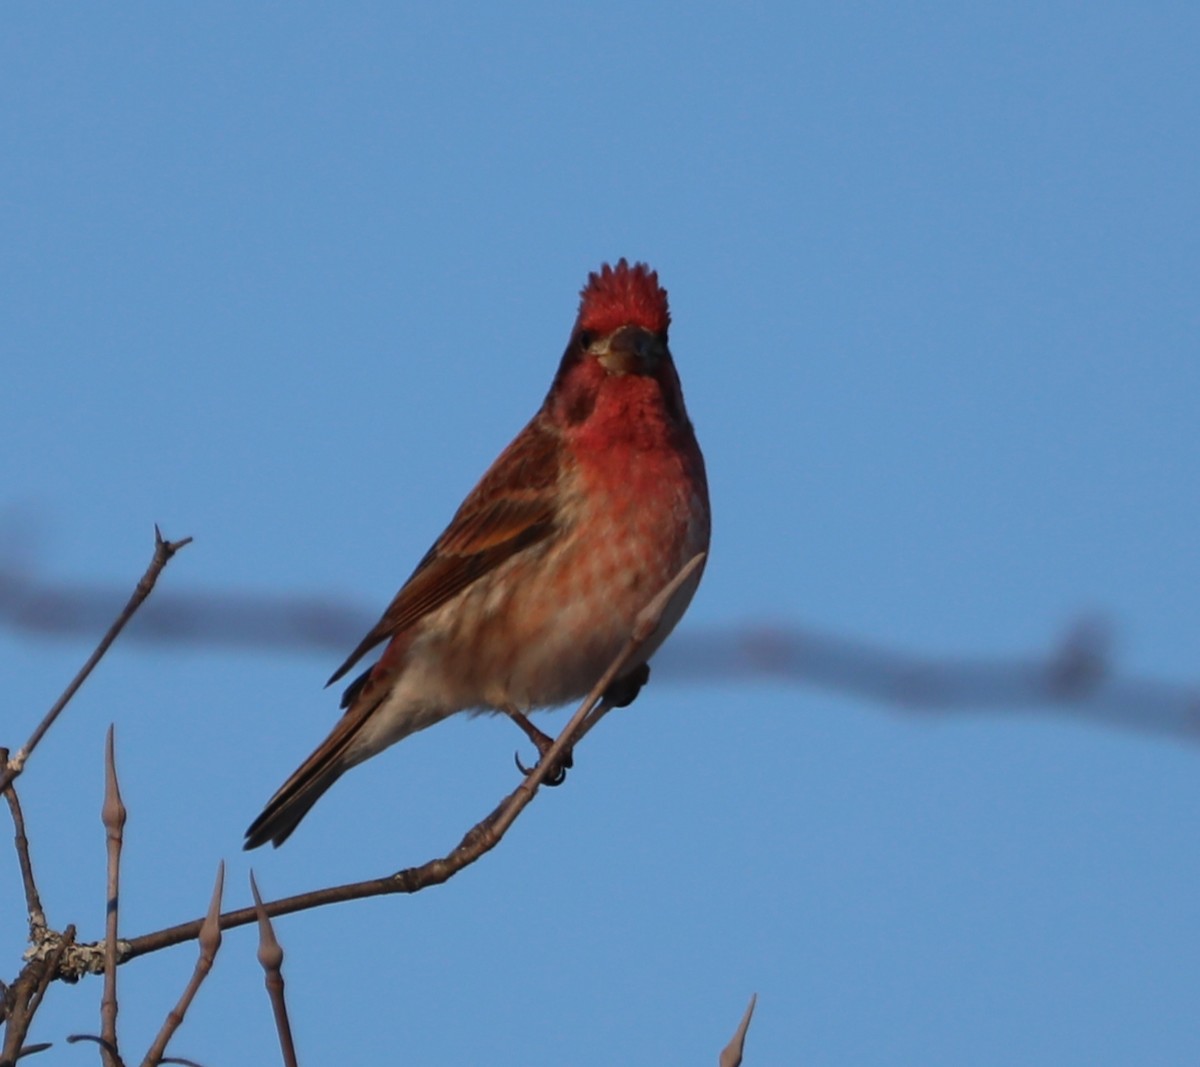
326, 416, 561, 685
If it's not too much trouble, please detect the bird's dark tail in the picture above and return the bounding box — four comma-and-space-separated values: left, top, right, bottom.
243, 695, 378, 848
244, 759, 346, 849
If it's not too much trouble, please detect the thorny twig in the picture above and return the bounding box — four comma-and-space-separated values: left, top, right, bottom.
719, 994, 757, 1067
140, 864, 225, 1067
2, 531, 187, 1061
100, 727, 127, 1067
250, 873, 297, 1067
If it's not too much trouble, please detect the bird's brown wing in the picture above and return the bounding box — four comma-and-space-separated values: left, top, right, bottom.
326, 415, 562, 687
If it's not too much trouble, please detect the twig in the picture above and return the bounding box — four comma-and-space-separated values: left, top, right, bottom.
1, 748, 46, 939
250, 873, 297, 1067
0, 925, 75, 1066
26, 928, 74, 1035
101, 727, 127, 1067
719, 994, 757, 1067
0, 527, 191, 794
140, 864, 225, 1067
65, 1035, 121, 1059
116, 553, 707, 962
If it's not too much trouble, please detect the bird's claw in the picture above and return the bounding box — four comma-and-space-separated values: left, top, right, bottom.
506, 708, 573, 785
513, 747, 572, 786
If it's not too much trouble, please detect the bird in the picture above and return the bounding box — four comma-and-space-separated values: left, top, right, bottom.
244, 260, 710, 848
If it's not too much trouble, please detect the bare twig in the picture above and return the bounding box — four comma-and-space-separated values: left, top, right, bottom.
140, 864, 225, 1067
250, 873, 297, 1067
0, 528, 191, 794
719, 994, 757, 1067
101, 727, 127, 1067
1, 925, 75, 1066
1, 748, 46, 940
64, 1035, 121, 1060
25, 928, 74, 1036
116, 554, 707, 962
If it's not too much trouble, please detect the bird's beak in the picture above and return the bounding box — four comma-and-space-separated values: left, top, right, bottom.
597, 325, 665, 376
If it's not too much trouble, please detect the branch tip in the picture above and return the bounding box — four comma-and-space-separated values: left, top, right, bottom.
140, 862, 227, 1065
103, 726, 126, 833
250, 872, 298, 1066
197, 862, 226, 959
249, 872, 284, 971
718, 993, 757, 1067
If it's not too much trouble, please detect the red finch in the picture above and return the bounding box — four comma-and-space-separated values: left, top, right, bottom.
245, 260, 709, 848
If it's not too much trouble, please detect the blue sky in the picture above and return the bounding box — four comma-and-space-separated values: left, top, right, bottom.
3, 4, 1199, 1064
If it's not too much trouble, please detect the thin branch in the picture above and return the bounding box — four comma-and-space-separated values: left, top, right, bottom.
1, 748, 46, 939
101, 727, 127, 1067
140, 864, 225, 1067
0, 528, 191, 794
249, 873, 297, 1067
0, 925, 75, 1066
719, 994, 757, 1067
115, 554, 707, 963
64, 1035, 121, 1059
25, 928, 74, 1035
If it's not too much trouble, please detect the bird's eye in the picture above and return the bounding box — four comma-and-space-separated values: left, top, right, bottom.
577, 330, 594, 349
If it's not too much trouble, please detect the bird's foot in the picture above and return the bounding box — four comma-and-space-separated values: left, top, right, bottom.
507, 709, 573, 786
603, 662, 651, 708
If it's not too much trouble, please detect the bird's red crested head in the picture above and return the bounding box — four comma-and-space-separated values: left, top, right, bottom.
577, 260, 670, 337
546, 260, 691, 444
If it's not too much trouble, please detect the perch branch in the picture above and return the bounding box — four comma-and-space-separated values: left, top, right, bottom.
114, 553, 706, 963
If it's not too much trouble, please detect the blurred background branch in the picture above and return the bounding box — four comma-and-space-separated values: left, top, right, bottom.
4, 555, 1197, 746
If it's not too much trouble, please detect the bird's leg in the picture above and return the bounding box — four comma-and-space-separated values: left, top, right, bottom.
506, 707, 573, 786
507, 708, 557, 756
